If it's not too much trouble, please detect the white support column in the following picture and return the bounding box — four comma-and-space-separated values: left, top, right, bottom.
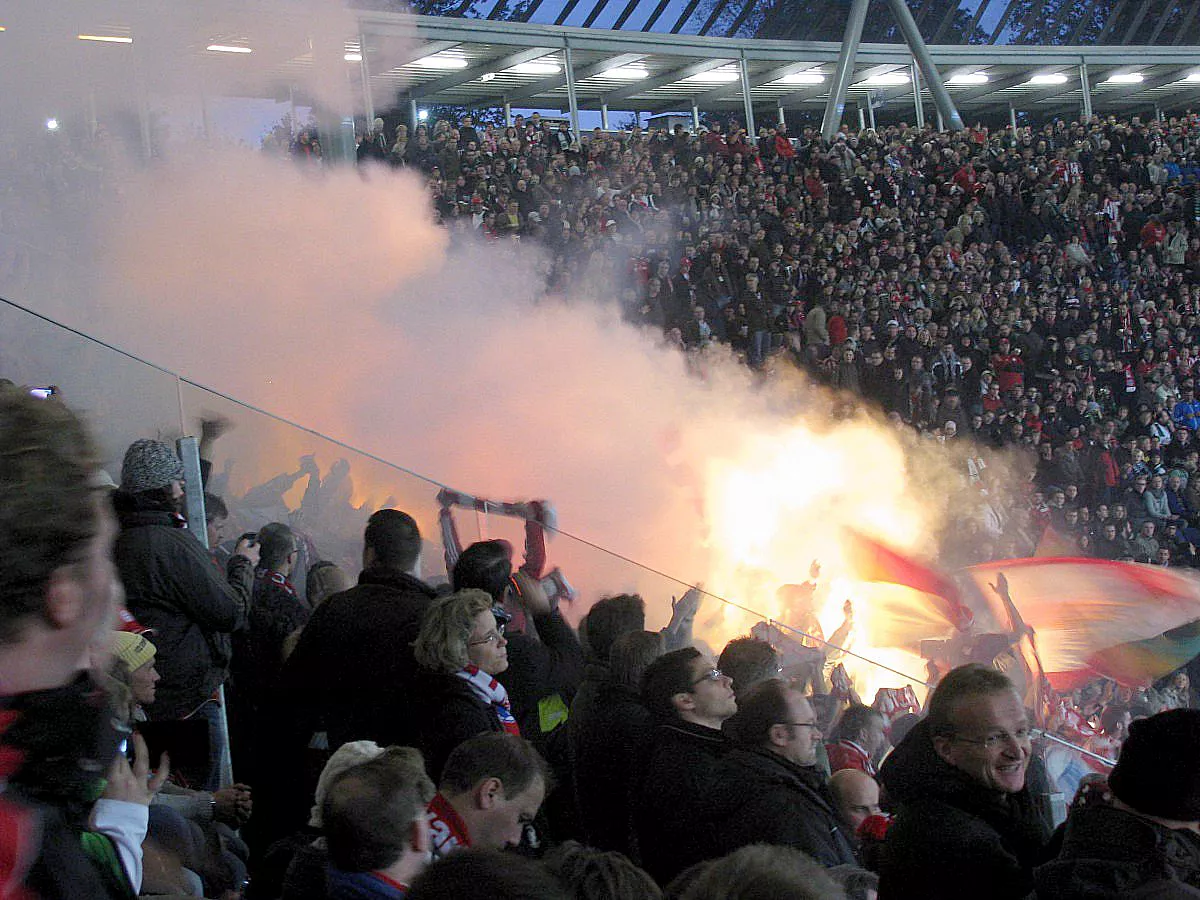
504, 99, 512, 127
858, 104, 866, 130
692, 99, 701, 132
867, 93, 876, 130
912, 59, 925, 129
410, 96, 419, 131
1009, 103, 1017, 134
1080, 59, 1093, 121
564, 39, 580, 138
601, 101, 610, 130
358, 33, 375, 124
937, 109, 945, 132
739, 50, 756, 137
777, 105, 785, 126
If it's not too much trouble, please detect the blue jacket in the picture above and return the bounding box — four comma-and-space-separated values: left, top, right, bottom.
327, 868, 407, 900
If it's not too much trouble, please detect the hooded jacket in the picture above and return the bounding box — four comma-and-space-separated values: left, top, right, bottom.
707, 746, 858, 868
877, 720, 1052, 900
1034, 803, 1200, 899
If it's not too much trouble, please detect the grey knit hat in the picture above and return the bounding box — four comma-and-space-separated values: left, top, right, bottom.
120, 439, 184, 493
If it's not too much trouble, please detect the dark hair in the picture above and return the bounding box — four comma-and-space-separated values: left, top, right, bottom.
321, 752, 428, 873
889, 712, 920, 746
0, 388, 100, 643
544, 841, 662, 900
718, 637, 780, 698
409, 849, 571, 900
830, 704, 883, 744
827, 865, 879, 900
452, 540, 512, 602
726, 679, 793, 747
203, 492, 228, 522
1100, 703, 1130, 735
439, 733, 550, 799
582, 595, 646, 662
364, 509, 421, 572
641, 647, 701, 720
257, 522, 295, 571
927, 663, 1017, 738
680, 844, 847, 900
609, 631, 664, 691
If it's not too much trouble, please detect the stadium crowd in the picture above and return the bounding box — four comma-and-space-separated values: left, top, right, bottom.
4, 106, 1200, 899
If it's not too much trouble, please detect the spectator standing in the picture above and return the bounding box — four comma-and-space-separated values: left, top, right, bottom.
826, 703, 887, 776
0, 389, 152, 897
113, 438, 256, 790
877, 664, 1052, 900
708, 679, 857, 868
635, 648, 737, 885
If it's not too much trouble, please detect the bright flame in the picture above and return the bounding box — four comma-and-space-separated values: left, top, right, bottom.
697, 419, 937, 704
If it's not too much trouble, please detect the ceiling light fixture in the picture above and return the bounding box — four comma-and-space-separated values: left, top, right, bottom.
207, 44, 252, 53
684, 66, 740, 83
78, 34, 132, 43
1104, 72, 1144, 84
780, 71, 825, 84
344, 52, 362, 61
1027, 73, 1069, 85
949, 72, 989, 85
415, 53, 467, 69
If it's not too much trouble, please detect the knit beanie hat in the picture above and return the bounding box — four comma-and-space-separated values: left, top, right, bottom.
120, 439, 184, 493
309, 740, 386, 828
1108, 708, 1200, 822
112, 631, 156, 672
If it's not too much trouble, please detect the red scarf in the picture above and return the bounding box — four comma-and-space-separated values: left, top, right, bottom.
427, 793, 470, 860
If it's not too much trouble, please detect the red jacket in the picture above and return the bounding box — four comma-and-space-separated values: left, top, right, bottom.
826, 739, 877, 776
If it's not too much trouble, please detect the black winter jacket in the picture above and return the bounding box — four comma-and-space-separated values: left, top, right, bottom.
417, 672, 506, 781
276, 568, 438, 751
114, 500, 253, 720
878, 720, 1053, 900
498, 609, 584, 738
569, 678, 656, 860
1035, 804, 1200, 899
708, 747, 858, 868
635, 720, 731, 885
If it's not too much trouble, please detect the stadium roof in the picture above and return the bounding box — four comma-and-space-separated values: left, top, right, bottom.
359, 12, 1200, 118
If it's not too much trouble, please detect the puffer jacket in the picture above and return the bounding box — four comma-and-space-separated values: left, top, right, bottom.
114, 497, 252, 720
877, 719, 1053, 900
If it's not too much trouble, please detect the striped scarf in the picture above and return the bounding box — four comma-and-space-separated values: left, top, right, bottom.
455, 665, 520, 736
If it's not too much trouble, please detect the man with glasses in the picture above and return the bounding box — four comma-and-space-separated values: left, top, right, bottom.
708, 679, 857, 868
635, 648, 737, 885
877, 664, 1052, 900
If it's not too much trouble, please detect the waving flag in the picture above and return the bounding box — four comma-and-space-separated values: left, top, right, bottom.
963, 557, 1200, 688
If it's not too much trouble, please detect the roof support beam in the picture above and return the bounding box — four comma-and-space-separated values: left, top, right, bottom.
581, 0, 612, 29
932, 0, 967, 44
1121, 0, 1152, 44
1015, 0, 1049, 43
697, 0, 733, 36
554, 0, 582, 26
1174, 0, 1200, 43
612, 0, 642, 30
670, 0, 704, 33
513, 0, 547, 23
725, 0, 759, 37
1005, 66, 1194, 117
987, 0, 1022, 43
1150, 1, 1181, 44
1096, 0, 1130, 42
961, 0, 997, 44
641, 0, 672, 30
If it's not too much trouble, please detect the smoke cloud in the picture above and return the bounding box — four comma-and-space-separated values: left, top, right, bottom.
0, 0, 987, 694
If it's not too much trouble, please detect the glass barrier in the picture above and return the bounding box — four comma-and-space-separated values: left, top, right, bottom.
0, 298, 187, 475
0, 294, 1106, 817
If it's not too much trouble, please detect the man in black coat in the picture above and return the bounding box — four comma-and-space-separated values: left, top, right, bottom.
113, 439, 256, 790
252, 509, 436, 851
708, 678, 857, 868
635, 647, 737, 886
1034, 709, 1200, 898
878, 664, 1052, 900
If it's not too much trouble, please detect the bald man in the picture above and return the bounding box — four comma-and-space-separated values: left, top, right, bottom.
830, 768, 882, 831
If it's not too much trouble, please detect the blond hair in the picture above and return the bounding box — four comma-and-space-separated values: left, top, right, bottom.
413, 589, 495, 674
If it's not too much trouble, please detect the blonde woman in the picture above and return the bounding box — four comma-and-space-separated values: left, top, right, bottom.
414, 589, 516, 779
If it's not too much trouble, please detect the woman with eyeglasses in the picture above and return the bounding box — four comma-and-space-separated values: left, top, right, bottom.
414, 589, 518, 781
